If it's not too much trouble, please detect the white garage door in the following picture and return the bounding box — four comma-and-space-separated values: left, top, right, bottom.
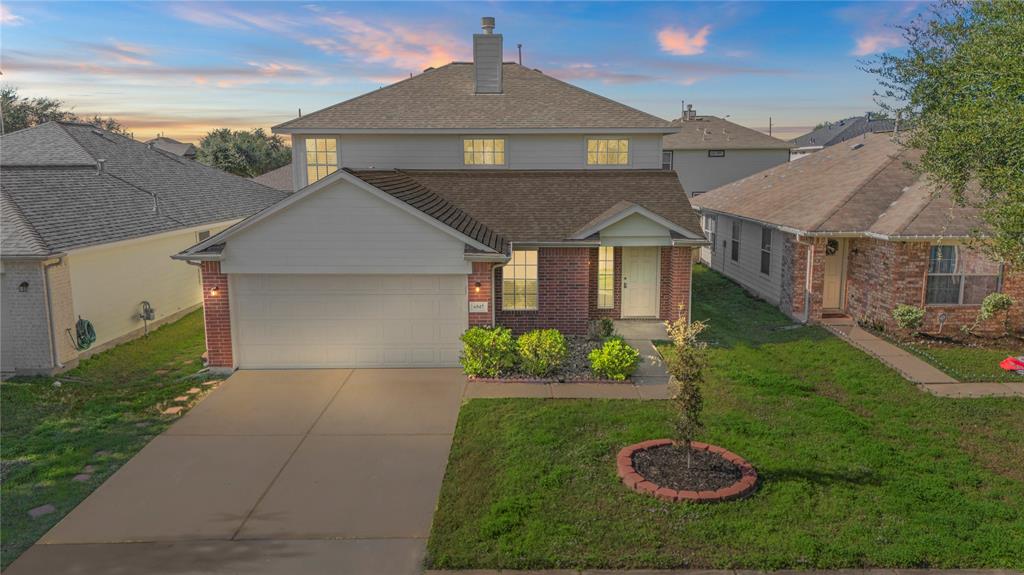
232, 274, 468, 368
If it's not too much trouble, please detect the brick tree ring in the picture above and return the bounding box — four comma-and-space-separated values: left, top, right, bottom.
616, 439, 758, 502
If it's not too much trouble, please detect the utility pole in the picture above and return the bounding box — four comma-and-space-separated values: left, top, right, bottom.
517, 44, 523, 65
769, 117, 773, 137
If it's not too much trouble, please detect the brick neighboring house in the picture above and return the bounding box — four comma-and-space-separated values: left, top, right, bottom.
173, 18, 706, 371
693, 132, 1022, 337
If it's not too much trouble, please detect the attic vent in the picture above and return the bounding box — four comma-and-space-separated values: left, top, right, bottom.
473, 17, 503, 94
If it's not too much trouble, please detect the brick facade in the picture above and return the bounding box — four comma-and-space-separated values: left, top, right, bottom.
494, 247, 591, 335
659, 246, 693, 321
200, 261, 233, 369
467, 262, 493, 327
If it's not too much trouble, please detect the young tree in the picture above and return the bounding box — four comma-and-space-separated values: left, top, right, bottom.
861, 0, 1024, 267
195, 128, 292, 178
664, 305, 709, 468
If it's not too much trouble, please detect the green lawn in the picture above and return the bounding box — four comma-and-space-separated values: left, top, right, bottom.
0, 310, 212, 569
895, 338, 1022, 383
427, 266, 1024, 570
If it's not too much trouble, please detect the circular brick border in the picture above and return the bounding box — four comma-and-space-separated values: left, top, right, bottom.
617, 439, 758, 502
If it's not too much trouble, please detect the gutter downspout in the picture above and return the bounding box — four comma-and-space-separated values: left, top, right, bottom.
801, 238, 814, 324
42, 257, 65, 370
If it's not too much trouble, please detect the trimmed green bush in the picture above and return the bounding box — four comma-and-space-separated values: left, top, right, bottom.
516, 329, 568, 377
459, 326, 515, 377
892, 304, 925, 332
588, 337, 640, 381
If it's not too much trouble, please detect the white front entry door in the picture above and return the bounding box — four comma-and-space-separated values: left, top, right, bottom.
621, 246, 659, 318
822, 239, 847, 311
232, 274, 467, 368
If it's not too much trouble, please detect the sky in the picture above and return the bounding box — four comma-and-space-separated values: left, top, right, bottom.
0, 1, 923, 142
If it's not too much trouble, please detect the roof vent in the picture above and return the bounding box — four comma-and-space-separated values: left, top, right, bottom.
851, 142, 864, 150
473, 17, 503, 94
95, 159, 107, 174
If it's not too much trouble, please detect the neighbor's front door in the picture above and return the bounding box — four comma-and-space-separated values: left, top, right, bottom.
621, 246, 659, 317
822, 238, 846, 311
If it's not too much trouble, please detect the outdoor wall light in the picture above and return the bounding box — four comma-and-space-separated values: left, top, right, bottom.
18, 281, 29, 292
474, 281, 482, 293
210, 285, 220, 297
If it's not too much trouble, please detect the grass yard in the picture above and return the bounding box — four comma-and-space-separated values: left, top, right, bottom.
0, 309, 212, 569
896, 338, 1022, 383
427, 265, 1024, 570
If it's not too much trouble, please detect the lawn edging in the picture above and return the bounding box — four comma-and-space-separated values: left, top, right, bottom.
617, 439, 758, 502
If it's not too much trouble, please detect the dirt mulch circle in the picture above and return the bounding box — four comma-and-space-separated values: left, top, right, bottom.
631, 444, 741, 492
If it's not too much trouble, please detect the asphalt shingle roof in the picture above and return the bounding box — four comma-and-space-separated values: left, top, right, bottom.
251, 164, 295, 192
274, 63, 674, 131
1, 122, 288, 257
692, 132, 983, 238
791, 116, 896, 148
663, 116, 792, 150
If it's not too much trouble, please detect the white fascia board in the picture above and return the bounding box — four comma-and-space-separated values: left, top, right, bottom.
570, 204, 703, 241
274, 127, 678, 135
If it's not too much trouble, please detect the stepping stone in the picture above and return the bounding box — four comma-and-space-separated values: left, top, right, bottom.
187, 387, 201, 394
174, 396, 190, 402
82, 465, 97, 473
162, 406, 183, 415
72, 473, 92, 482
154, 369, 169, 375
28, 504, 56, 519
95, 450, 112, 458
182, 359, 194, 365
202, 380, 221, 386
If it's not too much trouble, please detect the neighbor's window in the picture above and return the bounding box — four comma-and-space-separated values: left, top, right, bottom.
730, 220, 741, 262
502, 250, 538, 310
925, 245, 1002, 305
463, 138, 506, 165
661, 150, 673, 170
305, 138, 338, 184
703, 214, 717, 253
760, 226, 772, 275
587, 138, 629, 165
597, 246, 615, 309
708, 150, 726, 158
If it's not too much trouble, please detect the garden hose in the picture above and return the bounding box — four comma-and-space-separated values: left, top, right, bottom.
67, 317, 96, 351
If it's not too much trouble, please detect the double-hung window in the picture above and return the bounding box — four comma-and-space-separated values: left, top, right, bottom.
597, 246, 615, 309
502, 250, 538, 310
925, 245, 1002, 305
463, 138, 505, 165
587, 138, 629, 165
305, 138, 338, 184
661, 150, 673, 170
730, 220, 741, 262
703, 214, 717, 253
760, 226, 772, 275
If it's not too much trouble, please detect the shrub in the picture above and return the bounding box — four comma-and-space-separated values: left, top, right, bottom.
588, 337, 640, 381
966, 292, 1015, 336
892, 304, 925, 333
459, 326, 515, 377
516, 329, 568, 377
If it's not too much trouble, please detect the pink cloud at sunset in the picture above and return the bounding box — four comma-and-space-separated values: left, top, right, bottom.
851, 32, 904, 56
308, 13, 468, 72
657, 25, 712, 56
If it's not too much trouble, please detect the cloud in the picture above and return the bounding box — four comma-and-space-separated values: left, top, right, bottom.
836, 2, 918, 56
657, 25, 712, 56
75, 40, 155, 66
851, 32, 904, 56
547, 58, 792, 87
1, 4, 24, 25
166, 2, 298, 34
549, 63, 660, 85
308, 13, 467, 72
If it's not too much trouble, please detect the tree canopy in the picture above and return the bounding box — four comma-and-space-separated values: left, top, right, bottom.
195, 128, 291, 178
1, 86, 128, 135
862, 0, 1024, 267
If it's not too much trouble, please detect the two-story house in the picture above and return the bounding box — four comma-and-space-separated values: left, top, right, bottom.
175, 18, 707, 371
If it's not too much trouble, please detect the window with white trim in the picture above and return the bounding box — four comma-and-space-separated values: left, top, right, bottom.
597, 246, 614, 309
305, 138, 338, 184
926, 245, 1002, 305
587, 138, 629, 165
502, 250, 538, 310
730, 220, 741, 262
662, 150, 673, 170
703, 214, 717, 253
463, 138, 506, 165
760, 226, 772, 275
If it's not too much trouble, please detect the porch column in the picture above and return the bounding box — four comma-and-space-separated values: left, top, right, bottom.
200, 261, 233, 370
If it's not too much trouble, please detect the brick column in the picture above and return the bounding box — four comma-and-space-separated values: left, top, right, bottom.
468, 262, 494, 328
200, 261, 233, 369
806, 238, 827, 322
659, 246, 693, 321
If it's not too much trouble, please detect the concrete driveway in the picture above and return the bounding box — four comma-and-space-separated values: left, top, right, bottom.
7, 369, 466, 575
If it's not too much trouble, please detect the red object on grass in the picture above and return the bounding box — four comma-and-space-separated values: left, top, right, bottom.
1000, 356, 1024, 372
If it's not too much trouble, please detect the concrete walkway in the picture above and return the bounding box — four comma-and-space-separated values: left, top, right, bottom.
821, 317, 1023, 398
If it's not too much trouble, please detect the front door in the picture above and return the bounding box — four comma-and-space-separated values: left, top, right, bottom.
822, 238, 847, 311
621, 246, 659, 317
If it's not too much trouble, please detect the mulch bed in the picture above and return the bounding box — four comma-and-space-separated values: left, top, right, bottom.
632, 444, 741, 492
473, 336, 633, 384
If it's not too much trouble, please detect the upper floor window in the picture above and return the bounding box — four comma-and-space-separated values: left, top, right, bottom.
502, 250, 538, 311
463, 138, 505, 165
708, 150, 726, 158
587, 138, 629, 166
703, 214, 717, 253
730, 220, 741, 262
760, 226, 772, 275
597, 246, 615, 309
662, 150, 673, 170
926, 245, 1002, 305
305, 138, 338, 184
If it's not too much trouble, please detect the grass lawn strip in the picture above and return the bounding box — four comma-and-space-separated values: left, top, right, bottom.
427, 266, 1024, 570
0, 310, 215, 570
891, 337, 1022, 383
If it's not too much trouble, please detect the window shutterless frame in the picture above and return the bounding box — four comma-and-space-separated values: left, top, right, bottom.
586, 137, 630, 166
661, 150, 673, 170
462, 137, 507, 166
760, 226, 772, 275
305, 137, 339, 185
597, 246, 615, 309
502, 250, 539, 310
703, 214, 717, 253
925, 245, 1003, 305
730, 220, 741, 262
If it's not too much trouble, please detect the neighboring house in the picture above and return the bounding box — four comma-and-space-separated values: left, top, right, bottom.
692, 132, 1021, 336
174, 17, 707, 371
790, 115, 896, 159
0, 122, 287, 375
251, 164, 294, 192
662, 105, 791, 196
145, 136, 197, 159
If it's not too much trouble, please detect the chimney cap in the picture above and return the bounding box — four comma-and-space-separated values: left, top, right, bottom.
481, 16, 495, 34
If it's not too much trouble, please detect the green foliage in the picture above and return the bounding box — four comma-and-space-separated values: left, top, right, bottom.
460, 326, 516, 378
966, 292, 1016, 336
664, 305, 709, 455
891, 304, 926, 332
1, 86, 126, 135
588, 338, 640, 381
861, 0, 1024, 268
516, 329, 568, 377
195, 127, 291, 178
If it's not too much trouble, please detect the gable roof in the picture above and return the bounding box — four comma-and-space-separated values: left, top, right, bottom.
663, 116, 792, 150
692, 132, 983, 239
251, 164, 295, 192
274, 63, 675, 133
1, 122, 287, 257
146, 136, 196, 158
791, 116, 896, 148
